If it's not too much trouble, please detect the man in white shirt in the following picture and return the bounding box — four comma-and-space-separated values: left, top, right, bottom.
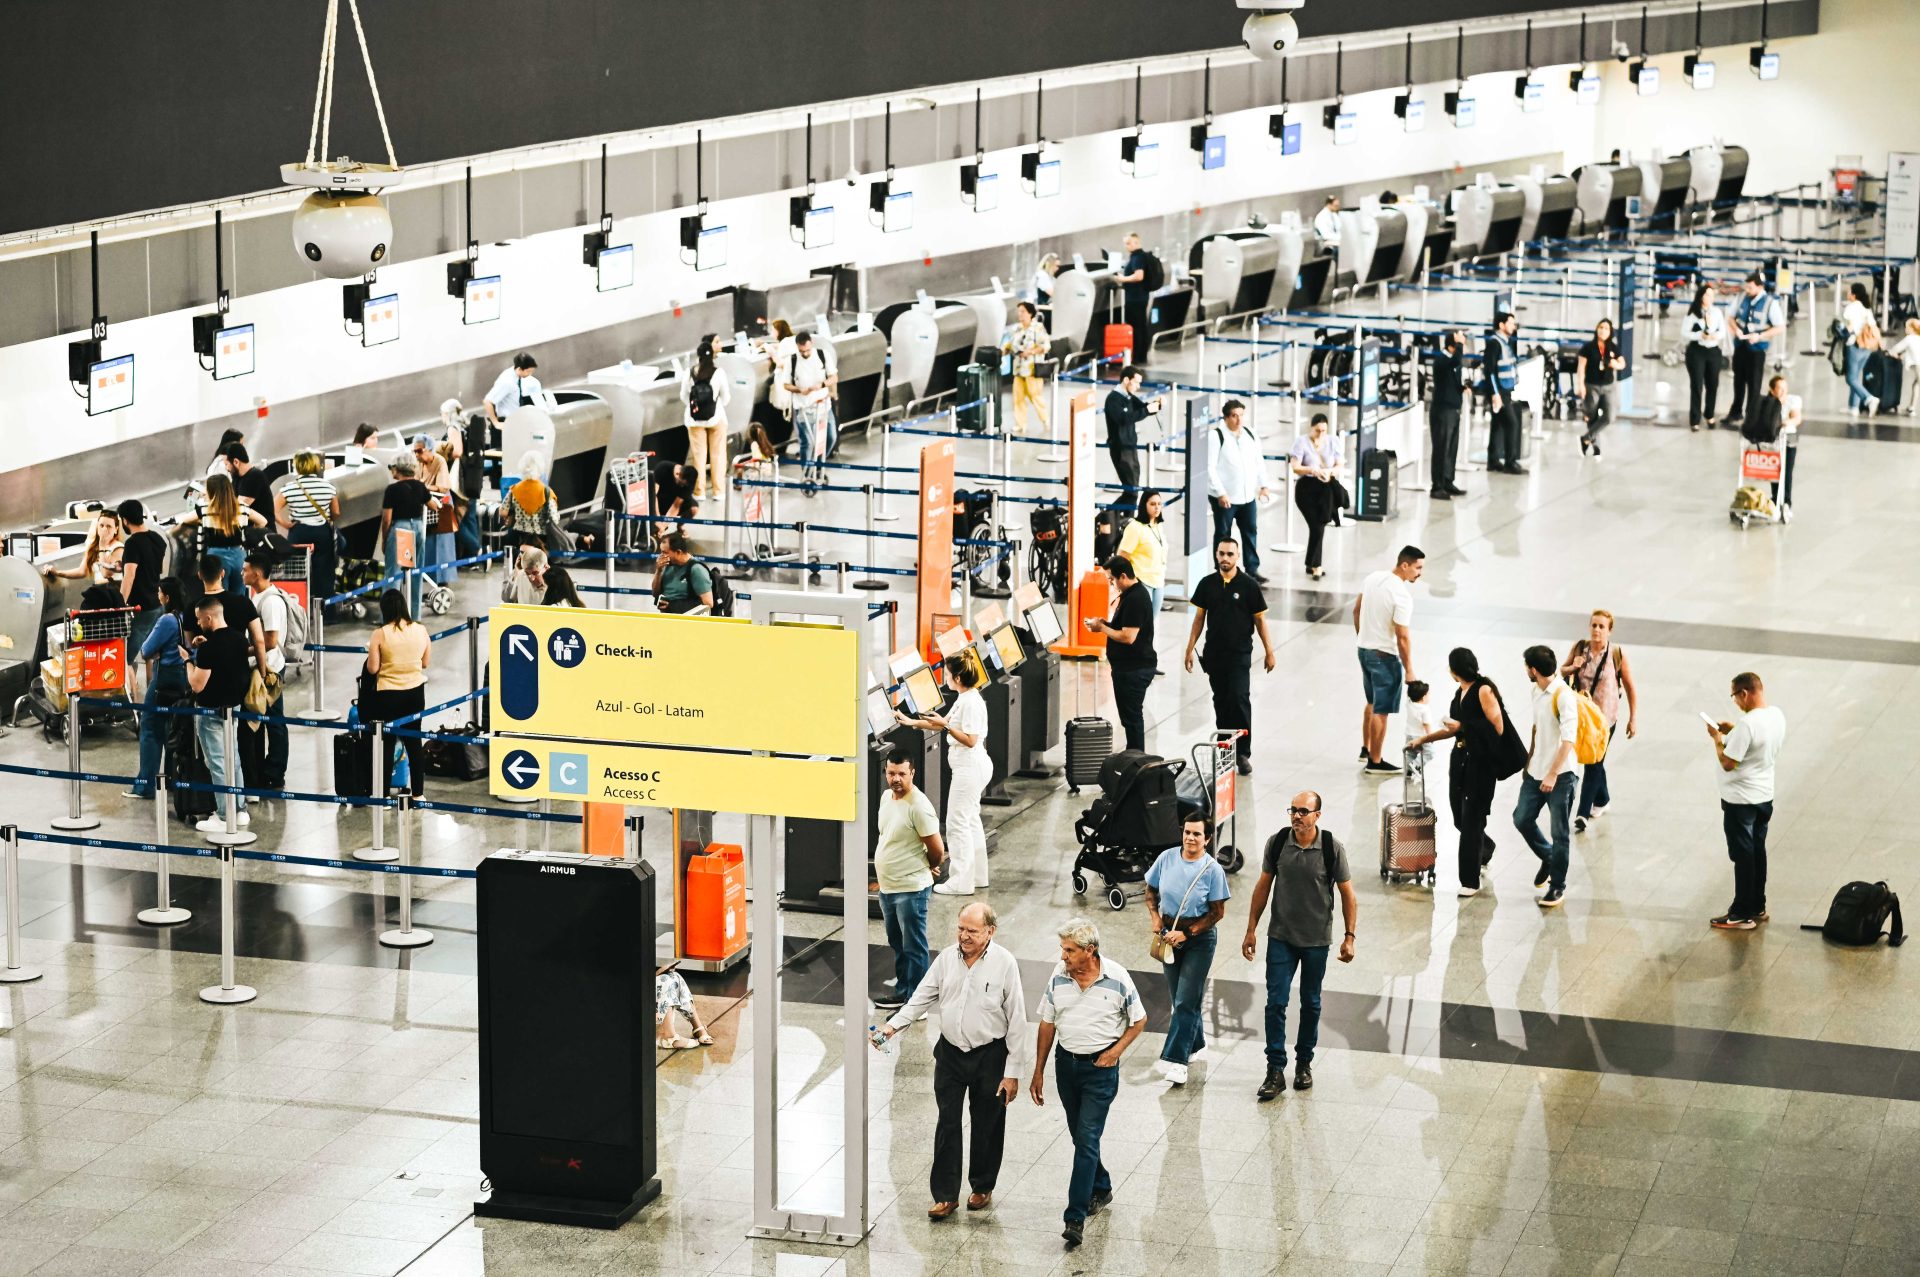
1312, 195, 1343, 247
1029, 919, 1144, 1251
484, 352, 542, 425
1513, 645, 1580, 908
1705, 671, 1786, 931
782, 331, 838, 481
1351, 546, 1422, 775
241, 552, 291, 790
1207, 399, 1271, 582
878, 903, 1029, 1219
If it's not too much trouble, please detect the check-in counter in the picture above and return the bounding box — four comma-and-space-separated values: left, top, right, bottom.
1574, 163, 1645, 235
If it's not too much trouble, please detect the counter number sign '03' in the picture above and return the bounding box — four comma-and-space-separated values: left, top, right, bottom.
489, 604, 859, 758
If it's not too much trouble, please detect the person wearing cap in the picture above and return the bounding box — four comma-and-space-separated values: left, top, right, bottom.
484, 352, 542, 425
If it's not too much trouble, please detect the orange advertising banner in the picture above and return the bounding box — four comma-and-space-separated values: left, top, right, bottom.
916, 440, 956, 664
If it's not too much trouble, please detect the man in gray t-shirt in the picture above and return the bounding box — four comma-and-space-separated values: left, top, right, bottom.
1241, 791, 1357, 1101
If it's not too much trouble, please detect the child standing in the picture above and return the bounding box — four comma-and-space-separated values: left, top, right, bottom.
1405, 680, 1441, 800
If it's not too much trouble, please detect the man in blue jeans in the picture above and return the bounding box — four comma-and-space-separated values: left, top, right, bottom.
1242, 792, 1357, 1101
871, 750, 946, 1010
1514, 645, 1581, 909
1029, 919, 1145, 1251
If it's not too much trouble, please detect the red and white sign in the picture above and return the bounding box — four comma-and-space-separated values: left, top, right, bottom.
64, 639, 126, 695
1741, 449, 1783, 483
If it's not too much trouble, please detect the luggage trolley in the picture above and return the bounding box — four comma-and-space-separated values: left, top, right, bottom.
1181, 730, 1247, 874
1730, 444, 1790, 528
16, 606, 138, 742
605, 454, 653, 556
268, 545, 313, 679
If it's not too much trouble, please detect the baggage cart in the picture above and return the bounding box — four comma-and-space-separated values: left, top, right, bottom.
1730, 445, 1788, 528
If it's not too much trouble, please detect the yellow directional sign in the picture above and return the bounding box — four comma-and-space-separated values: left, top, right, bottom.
491, 739, 855, 821
490, 605, 859, 758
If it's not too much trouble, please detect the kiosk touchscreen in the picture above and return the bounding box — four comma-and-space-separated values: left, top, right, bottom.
863, 686, 895, 741
898, 665, 943, 717
1023, 602, 1063, 647
990, 623, 1026, 674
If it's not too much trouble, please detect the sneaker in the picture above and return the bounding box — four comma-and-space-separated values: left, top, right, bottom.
1579, 436, 1592, 456
1162, 1062, 1189, 1086
1754, 911, 1770, 923
1293, 1063, 1313, 1092
1257, 1067, 1287, 1101
1357, 748, 1370, 764
1865, 397, 1880, 416
1590, 802, 1608, 817
1711, 915, 1757, 931
121, 788, 149, 800
1458, 886, 1480, 898
872, 995, 907, 1010
1534, 861, 1550, 888
1539, 887, 1566, 908
236, 811, 250, 827
1363, 759, 1400, 775
1573, 816, 1588, 834
194, 817, 229, 834
932, 883, 975, 896
1062, 1220, 1083, 1249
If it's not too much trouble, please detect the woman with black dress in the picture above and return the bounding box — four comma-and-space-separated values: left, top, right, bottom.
1575, 318, 1626, 458
1408, 647, 1510, 898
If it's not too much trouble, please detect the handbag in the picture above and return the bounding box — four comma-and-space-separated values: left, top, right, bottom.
1148, 858, 1205, 963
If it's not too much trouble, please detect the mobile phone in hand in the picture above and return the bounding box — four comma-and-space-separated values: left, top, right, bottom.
1698, 711, 1718, 729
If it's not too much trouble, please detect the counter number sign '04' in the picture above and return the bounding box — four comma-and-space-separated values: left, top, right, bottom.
489, 604, 859, 758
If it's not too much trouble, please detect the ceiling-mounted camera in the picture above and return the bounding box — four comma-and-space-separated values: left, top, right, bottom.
281, 1, 403, 277
1611, 39, 1633, 62
1239, 0, 1304, 63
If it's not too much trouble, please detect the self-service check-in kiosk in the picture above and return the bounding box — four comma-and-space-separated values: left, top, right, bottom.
876, 300, 977, 408
1641, 157, 1694, 229
780, 674, 944, 918
1686, 144, 1749, 222
1395, 203, 1455, 281
1012, 600, 1063, 775
1575, 163, 1645, 235
1450, 183, 1527, 262
1514, 175, 1579, 245
1048, 260, 1119, 357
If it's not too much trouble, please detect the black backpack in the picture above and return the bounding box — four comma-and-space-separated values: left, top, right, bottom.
460, 413, 489, 498
1826, 319, 1849, 377
1140, 252, 1165, 291
1802, 882, 1905, 947
689, 374, 719, 422
708, 572, 736, 618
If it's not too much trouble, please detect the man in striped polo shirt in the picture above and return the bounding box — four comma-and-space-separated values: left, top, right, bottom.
1028, 919, 1145, 1250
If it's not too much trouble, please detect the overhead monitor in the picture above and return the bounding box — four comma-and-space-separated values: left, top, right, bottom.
1130, 141, 1161, 180
989, 624, 1025, 673
898, 665, 942, 717
1688, 58, 1716, 90
863, 686, 895, 740
86, 354, 134, 416
1520, 79, 1545, 113
1451, 95, 1478, 129
1200, 135, 1227, 170
883, 190, 913, 233
696, 225, 728, 271
1033, 159, 1062, 198
1022, 601, 1063, 647
1752, 49, 1780, 80
1278, 120, 1303, 156
971, 173, 999, 213
596, 243, 635, 292
464, 274, 502, 325
362, 293, 400, 347
1401, 99, 1427, 134
1633, 63, 1660, 96
804, 204, 835, 248
213, 324, 255, 380
1331, 111, 1358, 147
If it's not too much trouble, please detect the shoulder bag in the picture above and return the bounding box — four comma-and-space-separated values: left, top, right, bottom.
1149, 857, 1205, 964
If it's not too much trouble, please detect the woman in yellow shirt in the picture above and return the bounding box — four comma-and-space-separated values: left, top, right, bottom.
364, 588, 431, 796
1117, 488, 1167, 614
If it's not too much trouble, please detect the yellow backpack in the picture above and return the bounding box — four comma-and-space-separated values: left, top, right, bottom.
1553, 685, 1611, 766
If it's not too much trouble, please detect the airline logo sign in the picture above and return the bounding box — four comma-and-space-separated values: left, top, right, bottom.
490, 605, 859, 758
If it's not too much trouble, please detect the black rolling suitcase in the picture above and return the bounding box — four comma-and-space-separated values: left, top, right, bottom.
334, 728, 375, 798
1066, 718, 1113, 794
169, 717, 216, 822
1865, 351, 1903, 414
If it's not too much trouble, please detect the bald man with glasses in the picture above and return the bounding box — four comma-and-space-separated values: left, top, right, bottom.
1242, 791, 1357, 1101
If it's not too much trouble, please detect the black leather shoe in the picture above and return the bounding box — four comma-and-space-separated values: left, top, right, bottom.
1429, 489, 1452, 500
1063, 1220, 1083, 1249
1446, 484, 1467, 496
1089, 1188, 1113, 1212
1258, 1067, 1287, 1101
1293, 1063, 1313, 1092
1481, 839, 1495, 867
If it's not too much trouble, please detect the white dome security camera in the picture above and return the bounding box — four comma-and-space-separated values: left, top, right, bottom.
291, 191, 393, 279
1243, 12, 1300, 61
1612, 39, 1633, 62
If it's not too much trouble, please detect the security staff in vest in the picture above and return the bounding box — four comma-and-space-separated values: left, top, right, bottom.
1102, 366, 1159, 497
1483, 312, 1526, 474
1427, 331, 1469, 500
1728, 273, 1786, 427
484, 352, 542, 426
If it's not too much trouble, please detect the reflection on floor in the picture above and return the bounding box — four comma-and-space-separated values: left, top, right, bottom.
3, 288, 1920, 1273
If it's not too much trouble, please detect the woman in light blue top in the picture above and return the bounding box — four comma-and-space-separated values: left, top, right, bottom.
1289, 412, 1345, 580
1143, 813, 1232, 1084
127, 576, 190, 801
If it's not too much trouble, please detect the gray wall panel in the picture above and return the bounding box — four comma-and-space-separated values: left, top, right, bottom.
0, 257, 59, 348
146, 230, 207, 317
715, 132, 781, 203
473, 172, 523, 244
607, 149, 655, 220
233, 212, 314, 299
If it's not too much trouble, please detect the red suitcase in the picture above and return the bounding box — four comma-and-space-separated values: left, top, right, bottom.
1103, 323, 1135, 364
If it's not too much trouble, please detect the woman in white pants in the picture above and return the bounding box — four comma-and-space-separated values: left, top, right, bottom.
897, 654, 991, 895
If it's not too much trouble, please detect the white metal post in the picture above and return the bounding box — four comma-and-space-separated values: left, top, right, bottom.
50, 701, 98, 831
356, 721, 395, 862
197, 840, 256, 1005
309, 600, 340, 719
0, 826, 42, 984
875, 423, 900, 521
138, 744, 190, 926
378, 793, 433, 948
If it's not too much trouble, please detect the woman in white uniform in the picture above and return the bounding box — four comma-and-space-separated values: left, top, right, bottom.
897, 653, 991, 895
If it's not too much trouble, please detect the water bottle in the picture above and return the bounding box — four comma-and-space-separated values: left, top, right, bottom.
868, 1023, 891, 1054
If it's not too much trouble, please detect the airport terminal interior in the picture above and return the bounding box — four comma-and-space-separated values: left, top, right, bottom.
3, 1, 1920, 1274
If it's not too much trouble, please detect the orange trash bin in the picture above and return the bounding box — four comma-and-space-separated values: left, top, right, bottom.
685, 844, 748, 961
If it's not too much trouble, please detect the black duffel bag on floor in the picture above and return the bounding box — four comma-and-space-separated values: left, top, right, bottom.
422, 723, 489, 782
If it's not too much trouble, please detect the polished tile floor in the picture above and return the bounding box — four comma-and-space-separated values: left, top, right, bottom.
3, 250, 1919, 1275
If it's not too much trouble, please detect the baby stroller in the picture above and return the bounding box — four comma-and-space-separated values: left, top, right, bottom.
1071, 750, 1186, 910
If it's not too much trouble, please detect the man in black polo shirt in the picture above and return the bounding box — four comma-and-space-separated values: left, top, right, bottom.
183, 597, 254, 833
191, 556, 271, 675
226, 444, 274, 514
116, 500, 168, 693
1182, 538, 1276, 775
1085, 555, 1155, 752
1427, 332, 1469, 500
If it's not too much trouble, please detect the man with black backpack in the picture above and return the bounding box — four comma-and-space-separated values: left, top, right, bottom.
1115, 233, 1161, 358
1705, 671, 1787, 932
653, 533, 715, 614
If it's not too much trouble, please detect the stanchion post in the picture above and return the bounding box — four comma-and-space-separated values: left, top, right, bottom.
467, 616, 483, 705
603, 509, 617, 610
624, 814, 642, 863
356, 721, 396, 862
854, 487, 888, 592
379, 793, 434, 949
308, 599, 339, 720
204, 708, 256, 847
837, 561, 850, 593
138, 744, 190, 926
875, 423, 900, 522
540, 798, 553, 855
197, 838, 256, 1005
0, 825, 42, 983
49, 700, 98, 831
800, 523, 813, 591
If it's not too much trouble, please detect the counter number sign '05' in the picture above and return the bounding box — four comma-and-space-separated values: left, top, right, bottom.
488, 604, 859, 758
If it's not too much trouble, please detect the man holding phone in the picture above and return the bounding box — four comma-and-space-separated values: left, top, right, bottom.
877, 903, 1029, 1219
1102, 366, 1159, 496
1703, 673, 1786, 931
1085, 555, 1156, 751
